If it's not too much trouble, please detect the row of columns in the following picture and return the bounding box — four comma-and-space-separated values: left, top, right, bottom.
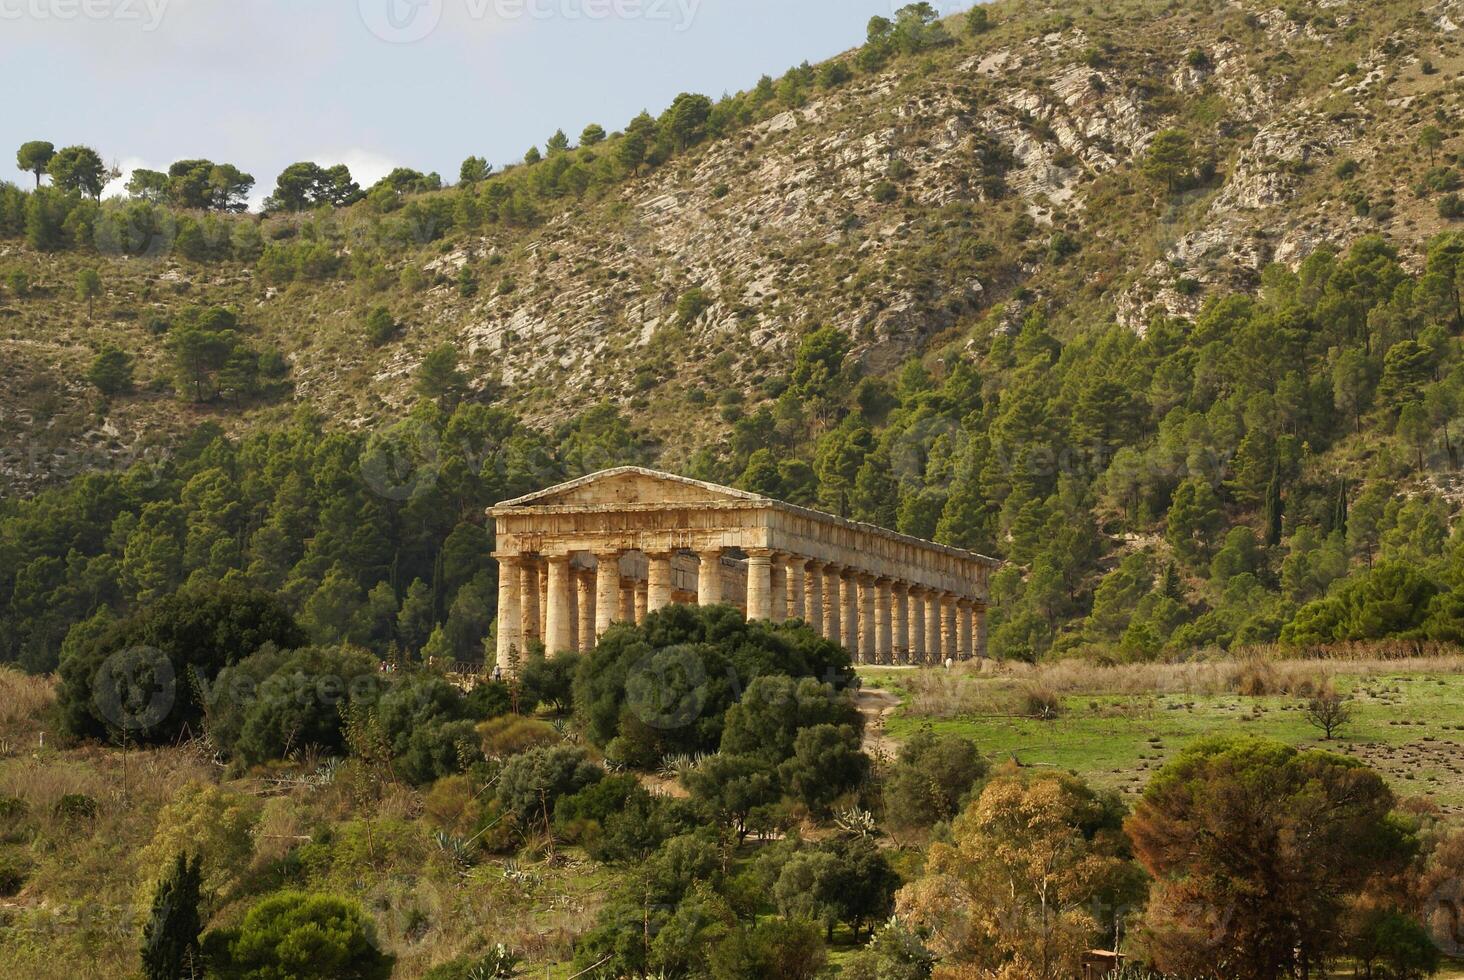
741, 549, 986, 667
496, 547, 986, 668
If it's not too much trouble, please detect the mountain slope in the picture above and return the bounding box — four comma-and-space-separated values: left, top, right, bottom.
6, 0, 1464, 494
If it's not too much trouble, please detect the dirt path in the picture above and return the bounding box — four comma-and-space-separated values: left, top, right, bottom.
856, 687, 902, 759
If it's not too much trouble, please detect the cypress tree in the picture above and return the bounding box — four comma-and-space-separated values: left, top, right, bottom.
141, 851, 203, 980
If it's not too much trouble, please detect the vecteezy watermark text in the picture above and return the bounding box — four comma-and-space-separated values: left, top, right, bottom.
0, 0, 169, 30
358, 0, 703, 43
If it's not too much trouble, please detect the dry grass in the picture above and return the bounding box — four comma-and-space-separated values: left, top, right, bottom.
898, 649, 1464, 719
0, 669, 55, 743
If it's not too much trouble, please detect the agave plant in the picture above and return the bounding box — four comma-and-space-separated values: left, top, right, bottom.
465, 943, 522, 979
433, 829, 474, 869
834, 806, 880, 839
501, 859, 541, 888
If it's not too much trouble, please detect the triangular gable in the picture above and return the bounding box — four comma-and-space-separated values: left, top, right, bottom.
496, 467, 766, 509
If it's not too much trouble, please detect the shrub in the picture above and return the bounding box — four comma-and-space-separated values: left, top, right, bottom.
202, 891, 392, 980
464, 680, 512, 720
57, 586, 305, 745
137, 783, 259, 902
397, 718, 483, 784
883, 728, 987, 829
0, 851, 32, 896
88, 345, 135, 395
141, 852, 203, 980
52, 793, 98, 821
1020, 686, 1064, 719
519, 651, 579, 714
709, 916, 826, 980
779, 724, 869, 814
208, 644, 383, 764
477, 715, 560, 758
575, 604, 852, 768
494, 745, 603, 827
719, 674, 862, 763
364, 306, 396, 345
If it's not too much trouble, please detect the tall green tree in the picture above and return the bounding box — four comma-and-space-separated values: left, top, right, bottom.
1142, 129, 1195, 193
16, 140, 55, 187
141, 851, 203, 980
47, 145, 110, 197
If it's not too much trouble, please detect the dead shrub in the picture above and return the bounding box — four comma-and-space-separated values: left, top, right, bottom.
1020, 687, 1064, 720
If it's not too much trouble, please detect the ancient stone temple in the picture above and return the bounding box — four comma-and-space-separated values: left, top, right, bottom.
490, 467, 998, 670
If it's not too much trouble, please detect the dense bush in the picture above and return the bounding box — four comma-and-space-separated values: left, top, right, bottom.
518, 650, 579, 713
882, 728, 987, 829
202, 890, 392, 980
57, 587, 305, 744
493, 745, 603, 827
574, 603, 854, 768
719, 674, 862, 763
207, 644, 382, 764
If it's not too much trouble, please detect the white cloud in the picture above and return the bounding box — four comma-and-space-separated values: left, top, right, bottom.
319, 148, 403, 192
103, 156, 161, 200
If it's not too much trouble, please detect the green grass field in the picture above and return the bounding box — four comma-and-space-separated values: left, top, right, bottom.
860, 662, 1464, 814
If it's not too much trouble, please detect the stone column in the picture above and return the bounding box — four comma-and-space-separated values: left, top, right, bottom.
647, 552, 674, 612
515, 556, 538, 641
594, 552, 620, 637
635, 580, 650, 622
567, 572, 580, 653
544, 555, 575, 656
842, 570, 860, 658
539, 569, 549, 641
770, 556, 788, 623
909, 587, 926, 664
746, 549, 773, 620
925, 591, 943, 663
857, 575, 877, 665
698, 549, 723, 606
804, 561, 824, 635
892, 583, 909, 665
494, 555, 521, 670
787, 558, 806, 621
875, 578, 893, 665
823, 566, 842, 645
975, 602, 989, 659
942, 594, 958, 665
957, 599, 974, 661
576, 570, 596, 652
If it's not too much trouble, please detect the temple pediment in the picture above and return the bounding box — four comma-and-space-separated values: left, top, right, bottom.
497, 467, 765, 510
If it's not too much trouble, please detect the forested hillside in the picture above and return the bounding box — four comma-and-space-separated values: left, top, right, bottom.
5, 0, 1464, 672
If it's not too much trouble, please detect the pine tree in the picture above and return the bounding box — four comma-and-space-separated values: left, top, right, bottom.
141, 851, 203, 980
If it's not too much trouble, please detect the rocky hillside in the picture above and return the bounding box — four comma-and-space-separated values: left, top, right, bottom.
5, 0, 1464, 495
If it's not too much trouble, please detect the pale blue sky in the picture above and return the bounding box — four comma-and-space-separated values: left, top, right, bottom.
2, 0, 977, 208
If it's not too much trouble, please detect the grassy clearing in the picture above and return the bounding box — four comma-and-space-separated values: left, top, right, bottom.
861, 656, 1464, 813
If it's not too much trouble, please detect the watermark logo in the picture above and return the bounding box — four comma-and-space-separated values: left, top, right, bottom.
624, 644, 709, 731
358, 0, 703, 42
93, 646, 175, 734
359, 0, 443, 43
361, 417, 441, 501
0, 0, 170, 31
